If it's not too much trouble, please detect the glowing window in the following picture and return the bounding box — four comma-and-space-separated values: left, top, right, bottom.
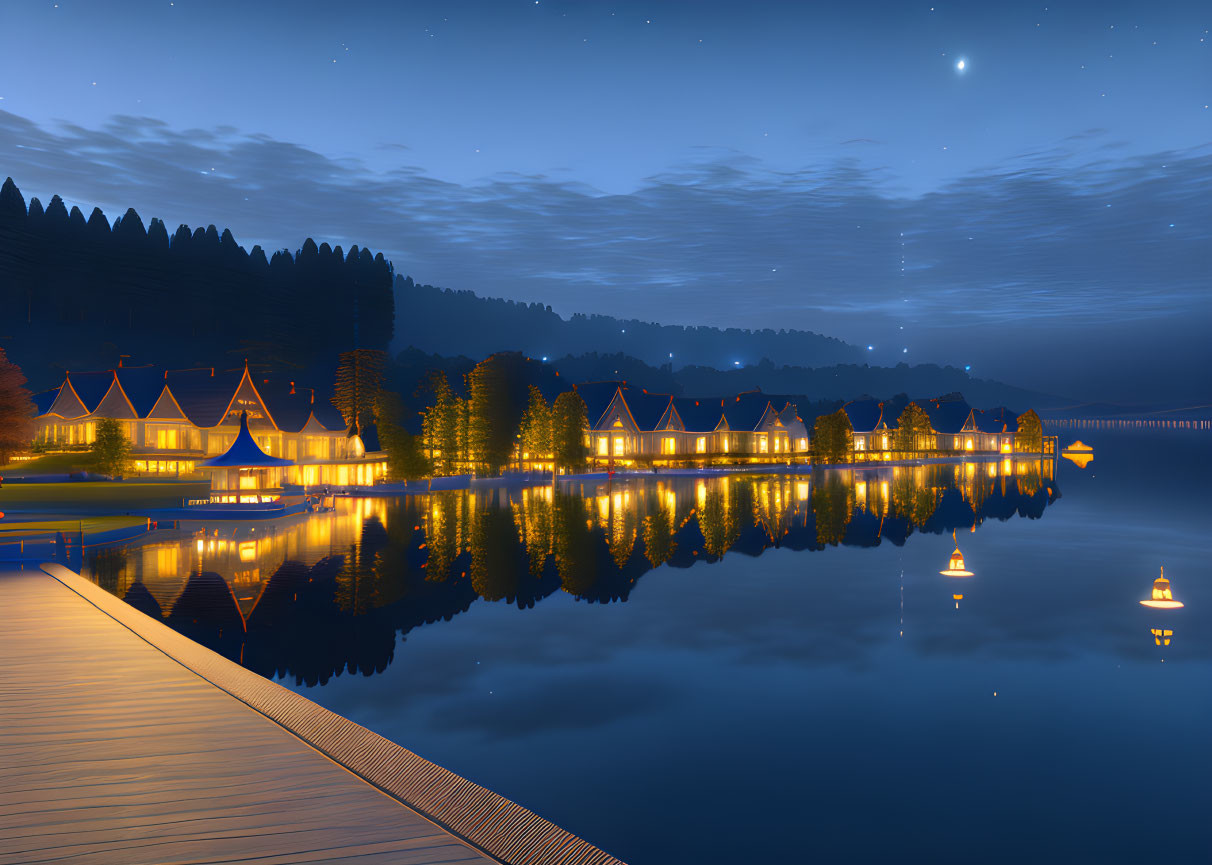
613, 436, 625, 455
696, 436, 707, 454
722, 437, 730, 453
855, 437, 866, 451
759, 436, 769, 454
798, 437, 808, 451
597, 437, 608, 456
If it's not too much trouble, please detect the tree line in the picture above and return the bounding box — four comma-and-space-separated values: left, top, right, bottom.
0, 177, 395, 387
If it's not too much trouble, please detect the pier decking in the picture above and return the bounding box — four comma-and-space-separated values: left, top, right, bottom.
0, 564, 623, 865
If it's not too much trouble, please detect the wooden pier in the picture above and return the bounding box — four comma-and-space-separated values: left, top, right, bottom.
0, 563, 623, 865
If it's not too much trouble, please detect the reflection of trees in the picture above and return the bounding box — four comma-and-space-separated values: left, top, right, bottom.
700, 488, 740, 559
890, 469, 939, 527
812, 471, 854, 546
642, 495, 677, 567
470, 499, 528, 602
106, 461, 1062, 684
553, 491, 601, 596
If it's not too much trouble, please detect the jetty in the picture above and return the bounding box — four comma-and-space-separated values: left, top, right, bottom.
0, 563, 623, 865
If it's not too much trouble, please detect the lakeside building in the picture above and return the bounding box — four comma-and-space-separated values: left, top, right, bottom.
575, 382, 810, 465
840, 395, 1034, 458
31, 363, 386, 487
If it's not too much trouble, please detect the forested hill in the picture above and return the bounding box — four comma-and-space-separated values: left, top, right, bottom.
0, 177, 394, 388
395, 276, 862, 370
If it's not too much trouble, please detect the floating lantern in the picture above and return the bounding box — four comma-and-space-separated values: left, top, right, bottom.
1139, 567, 1184, 609
940, 530, 974, 577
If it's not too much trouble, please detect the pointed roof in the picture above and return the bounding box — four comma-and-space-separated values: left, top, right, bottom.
619, 387, 674, 431
31, 387, 61, 416
575, 381, 627, 428
842, 398, 884, 434
922, 398, 973, 435
65, 371, 113, 414
114, 366, 168, 416
198, 412, 294, 468
673, 397, 727, 433
721, 392, 773, 432
974, 406, 1020, 434
164, 367, 245, 428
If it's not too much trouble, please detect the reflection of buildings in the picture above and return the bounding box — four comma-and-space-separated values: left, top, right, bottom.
85, 458, 1061, 683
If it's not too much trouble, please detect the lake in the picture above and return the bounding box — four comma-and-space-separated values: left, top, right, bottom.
83, 429, 1211, 864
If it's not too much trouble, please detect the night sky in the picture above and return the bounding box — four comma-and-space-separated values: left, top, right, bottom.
1, 0, 1208, 402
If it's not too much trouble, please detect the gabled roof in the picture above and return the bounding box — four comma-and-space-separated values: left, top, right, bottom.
31, 388, 61, 416
974, 407, 1020, 434
90, 376, 138, 419
721, 391, 774, 432
673, 397, 727, 433
64, 371, 113, 415
654, 401, 683, 431
618, 387, 673, 431
778, 404, 808, 440
842, 398, 884, 434
311, 398, 349, 432
574, 381, 626, 429
922, 398, 973, 435
114, 366, 168, 416
198, 412, 294, 468
165, 368, 245, 428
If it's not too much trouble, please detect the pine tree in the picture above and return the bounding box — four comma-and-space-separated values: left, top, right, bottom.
420, 371, 458, 475
333, 348, 387, 434
552, 390, 589, 473
518, 385, 552, 466
812, 409, 853, 464
893, 402, 933, 455
0, 348, 35, 465
90, 417, 132, 478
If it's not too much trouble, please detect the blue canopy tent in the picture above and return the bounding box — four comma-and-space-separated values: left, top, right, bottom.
198, 412, 294, 498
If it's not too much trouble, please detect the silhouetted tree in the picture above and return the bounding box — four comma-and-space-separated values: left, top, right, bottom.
334, 348, 386, 434
0, 348, 35, 464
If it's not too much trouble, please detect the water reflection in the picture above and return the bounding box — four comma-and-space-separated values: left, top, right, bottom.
83, 457, 1059, 685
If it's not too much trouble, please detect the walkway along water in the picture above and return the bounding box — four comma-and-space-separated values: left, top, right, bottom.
0, 563, 624, 865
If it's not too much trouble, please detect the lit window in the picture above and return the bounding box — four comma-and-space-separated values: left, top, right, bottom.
663, 436, 676, 454
759, 436, 769, 454
855, 438, 866, 450
722, 437, 730, 453
881, 434, 888, 449
965, 438, 974, 451
613, 436, 625, 455
696, 436, 707, 454
773, 437, 781, 453
597, 437, 608, 456
798, 437, 808, 451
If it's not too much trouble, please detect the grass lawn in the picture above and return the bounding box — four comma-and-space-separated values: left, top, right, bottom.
0, 482, 211, 511
0, 515, 148, 536
0, 452, 98, 476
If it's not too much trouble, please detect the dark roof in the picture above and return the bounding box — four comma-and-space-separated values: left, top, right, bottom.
257, 380, 316, 433
842, 398, 884, 433
114, 366, 168, 416
618, 387, 673, 431
312, 398, 348, 432
165, 368, 244, 427
673, 397, 726, 433
65, 371, 114, 413
31, 388, 61, 415
574, 381, 624, 428
974, 406, 1020, 434
199, 412, 294, 468
922, 399, 972, 435
721, 392, 773, 431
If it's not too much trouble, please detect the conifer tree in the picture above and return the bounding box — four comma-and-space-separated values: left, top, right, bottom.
893, 402, 933, 456
89, 417, 132, 478
552, 390, 589, 473
0, 348, 35, 465
334, 348, 386, 434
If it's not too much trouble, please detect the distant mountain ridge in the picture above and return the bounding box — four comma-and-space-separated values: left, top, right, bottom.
394, 276, 862, 370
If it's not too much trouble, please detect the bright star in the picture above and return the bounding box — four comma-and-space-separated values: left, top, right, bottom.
956, 58, 967, 72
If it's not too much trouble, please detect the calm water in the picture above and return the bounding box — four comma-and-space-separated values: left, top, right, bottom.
84, 430, 1212, 864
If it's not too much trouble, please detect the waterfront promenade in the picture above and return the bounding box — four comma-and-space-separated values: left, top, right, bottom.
0, 564, 622, 865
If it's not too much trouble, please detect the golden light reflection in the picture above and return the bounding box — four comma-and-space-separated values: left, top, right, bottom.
940, 531, 974, 577
1151, 628, 1173, 646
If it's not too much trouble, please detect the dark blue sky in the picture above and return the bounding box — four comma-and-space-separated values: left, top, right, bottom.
1, 0, 1208, 401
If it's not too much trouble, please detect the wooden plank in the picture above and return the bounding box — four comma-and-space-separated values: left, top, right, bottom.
0, 564, 623, 865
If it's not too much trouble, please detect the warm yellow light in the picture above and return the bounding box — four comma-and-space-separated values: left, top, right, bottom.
1140, 567, 1184, 609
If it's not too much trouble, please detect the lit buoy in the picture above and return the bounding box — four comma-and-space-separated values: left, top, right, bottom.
1139, 567, 1184, 609
940, 531, 974, 577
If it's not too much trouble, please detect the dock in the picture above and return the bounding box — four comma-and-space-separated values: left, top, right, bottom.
0, 563, 623, 865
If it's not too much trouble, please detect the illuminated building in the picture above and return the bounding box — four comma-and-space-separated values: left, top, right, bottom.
575, 382, 809, 465
32, 363, 386, 487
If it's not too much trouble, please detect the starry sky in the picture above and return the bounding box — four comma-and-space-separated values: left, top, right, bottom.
0, 0, 1209, 402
